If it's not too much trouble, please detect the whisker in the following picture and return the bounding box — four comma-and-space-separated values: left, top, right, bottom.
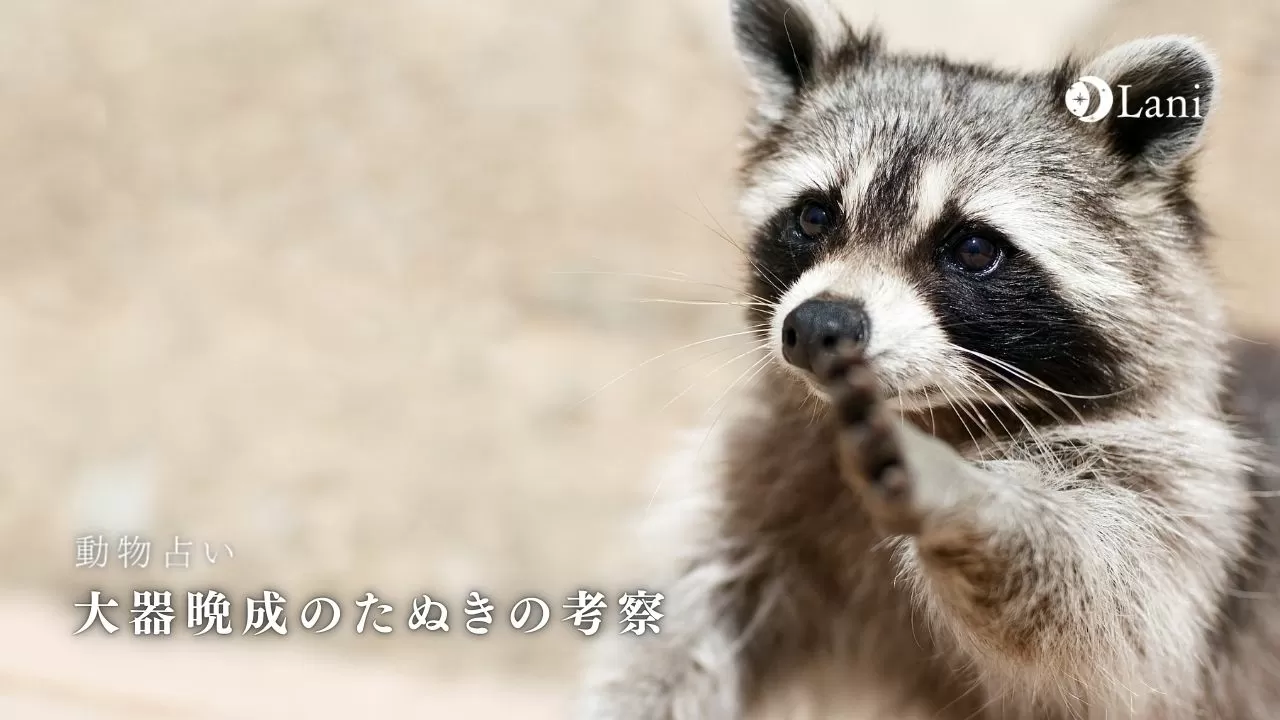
684, 195, 789, 299
670, 335, 768, 374
949, 347, 1085, 420
630, 298, 772, 308
932, 678, 985, 719
948, 344, 1138, 402
922, 384, 937, 434
955, 373, 1020, 444
579, 328, 770, 405
551, 269, 772, 306
937, 384, 987, 461
960, 688, 1007, 720
663, 342, 771, 409
970, 360, 1070, 427
646, 352, 775, 510
700, 353, 774, 425
944, 349, 1077, 465
944, 379, 1002, 448
956, 369, 1067, 476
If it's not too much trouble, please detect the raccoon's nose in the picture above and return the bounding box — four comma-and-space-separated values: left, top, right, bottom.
780, 299, 870, 373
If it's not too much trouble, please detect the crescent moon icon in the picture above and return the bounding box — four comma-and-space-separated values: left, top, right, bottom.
1065, 75, 1113, 123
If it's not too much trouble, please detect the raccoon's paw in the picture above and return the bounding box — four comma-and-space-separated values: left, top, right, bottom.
817, 344, 922, 536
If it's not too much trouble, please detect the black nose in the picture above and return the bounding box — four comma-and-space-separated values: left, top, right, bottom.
781, 299, 870, 373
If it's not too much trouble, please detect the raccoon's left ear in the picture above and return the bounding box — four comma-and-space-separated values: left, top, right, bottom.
730, 0, 857, 127
1075, 36, 1218, 173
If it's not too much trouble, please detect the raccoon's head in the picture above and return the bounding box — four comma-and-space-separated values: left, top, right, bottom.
730, 0, 1225, 421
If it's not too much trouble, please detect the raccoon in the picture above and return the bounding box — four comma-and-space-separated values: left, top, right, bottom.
577, 0, 1280, 717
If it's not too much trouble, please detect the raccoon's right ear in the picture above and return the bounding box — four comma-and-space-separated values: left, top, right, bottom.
730, 0, 855, 126
1072, 36, 1219, 174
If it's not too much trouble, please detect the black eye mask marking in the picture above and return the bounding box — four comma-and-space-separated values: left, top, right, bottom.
910, 205, 1130, 408
746, 190, 845, 324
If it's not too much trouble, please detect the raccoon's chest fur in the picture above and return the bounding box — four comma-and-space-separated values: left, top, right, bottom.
703, 340, 1280, 719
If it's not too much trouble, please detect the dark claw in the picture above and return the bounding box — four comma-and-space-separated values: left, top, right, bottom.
838, 413, 898, 482
835, 388, 874, 425
824, 343, 917, 535
812, 340, 865, 386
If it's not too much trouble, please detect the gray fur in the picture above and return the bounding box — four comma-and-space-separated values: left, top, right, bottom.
577, 0, 1280, 717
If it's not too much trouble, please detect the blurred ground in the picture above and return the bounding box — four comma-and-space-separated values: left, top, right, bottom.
0, 0, 1276, 717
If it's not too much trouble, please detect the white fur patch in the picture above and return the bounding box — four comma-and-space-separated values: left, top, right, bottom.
739, 152, 843, 228
913, 161, 952, 230
641, 427, 733, 575
962, 185, 1143, 312
769, 258, 963, 397
785, 0, 852, 56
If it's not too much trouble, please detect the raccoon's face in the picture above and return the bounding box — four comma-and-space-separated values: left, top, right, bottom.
731, 0, 1222, 417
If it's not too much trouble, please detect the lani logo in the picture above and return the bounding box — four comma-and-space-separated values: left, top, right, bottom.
1065, 75, 1203, 123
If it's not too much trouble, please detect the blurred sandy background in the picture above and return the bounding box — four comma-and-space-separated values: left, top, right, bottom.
0, 0, 1276, 717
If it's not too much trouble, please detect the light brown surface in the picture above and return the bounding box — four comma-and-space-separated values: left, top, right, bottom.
0, 0, 1276, 717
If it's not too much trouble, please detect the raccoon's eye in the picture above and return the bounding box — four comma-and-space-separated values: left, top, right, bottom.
950, 234, 1002, 273
796, 202, 834, 238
